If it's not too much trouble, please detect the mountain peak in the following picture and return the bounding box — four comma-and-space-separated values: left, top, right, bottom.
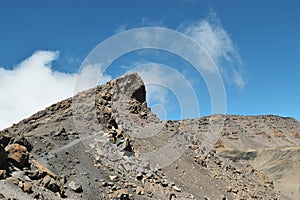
0, 73, 299, 199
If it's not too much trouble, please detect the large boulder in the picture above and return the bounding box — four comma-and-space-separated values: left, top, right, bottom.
5, 144, 29, 169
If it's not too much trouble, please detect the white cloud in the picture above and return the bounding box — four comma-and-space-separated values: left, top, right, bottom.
0, 50, 110, 130
115, 15, 246, 88
0, 15, 245, 128
115, 24, 128, 33
183, 13, 246, 88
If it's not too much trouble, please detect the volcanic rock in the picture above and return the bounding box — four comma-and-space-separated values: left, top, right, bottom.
5, 144, 29, 169
0, 73, 298, 199
69, 181, 83, 193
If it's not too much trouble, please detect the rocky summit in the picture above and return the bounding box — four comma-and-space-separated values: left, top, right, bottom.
0, 73, 299, 200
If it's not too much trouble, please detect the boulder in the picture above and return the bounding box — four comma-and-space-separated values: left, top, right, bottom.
5, 144, 29, 169
42, 175, 61, 193
69, 181, 83, 193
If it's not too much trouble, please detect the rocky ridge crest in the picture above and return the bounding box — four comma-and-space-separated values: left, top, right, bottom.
0, 73, 299, 199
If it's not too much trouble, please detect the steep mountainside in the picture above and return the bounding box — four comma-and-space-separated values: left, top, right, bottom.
0, 73, 299, 199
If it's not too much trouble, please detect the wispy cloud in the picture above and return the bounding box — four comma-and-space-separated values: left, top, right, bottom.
115, 24, 128, 34
183, 13, 247, 88
115, 13, 246, 88
0, 50, 110, 129
0, 14, 245, 128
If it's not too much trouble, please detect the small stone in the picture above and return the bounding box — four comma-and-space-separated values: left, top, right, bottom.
23, 182, 33, 193
120, 193, 130, 200
42, 175, 51, 186
226, 185, 232, 192
109, 175, 118, 181
26, 170, 46, 180
170, 193, 177, 200
42, 175, 61, 193
69, 181, 83, 193
59, 175, 67, 184
0, 170, 7, 180
136, 172, 143, 180
139, 111, 147, 117
172, 185, 181, 192
161, 179, 168, 187
232, 188, 238, 194
101, 181, 108, 187
136, 186, 144, 195
18, 181, 24, 188
116, 188, 129, 197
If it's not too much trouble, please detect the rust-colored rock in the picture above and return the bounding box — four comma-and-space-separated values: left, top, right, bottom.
5, 144, 29, 169
23, 182, 33, 193
31, 159, 56, 178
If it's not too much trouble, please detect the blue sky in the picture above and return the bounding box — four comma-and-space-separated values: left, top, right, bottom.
0, 0, 300, 129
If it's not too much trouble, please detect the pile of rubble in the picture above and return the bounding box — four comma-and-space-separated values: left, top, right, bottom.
0, 134, 67, 199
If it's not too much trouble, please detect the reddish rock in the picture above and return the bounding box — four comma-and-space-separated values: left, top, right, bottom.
5, 144, 29, 169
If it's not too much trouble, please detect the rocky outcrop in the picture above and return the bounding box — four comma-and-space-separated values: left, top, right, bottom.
0, 73, 299, 199
5, 143, 29, 169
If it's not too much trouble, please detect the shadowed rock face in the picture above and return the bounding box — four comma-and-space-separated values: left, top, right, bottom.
0, 72, 299, 199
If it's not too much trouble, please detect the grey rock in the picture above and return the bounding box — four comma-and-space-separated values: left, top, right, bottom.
69, 181, 83, 193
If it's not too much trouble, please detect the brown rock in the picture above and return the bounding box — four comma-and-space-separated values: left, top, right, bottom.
31, 159, 57, 178
42, 175, 61, 193
115, 189, 129, 198
214, 139, 225, 148
41, 175, 51, 186
226, 185, 232, 192
0, 170, 7, 180
5, 144, 29, 169
23, 182, 33, 193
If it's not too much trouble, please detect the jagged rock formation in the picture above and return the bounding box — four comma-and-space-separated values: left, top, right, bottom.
0, 72, 299, 199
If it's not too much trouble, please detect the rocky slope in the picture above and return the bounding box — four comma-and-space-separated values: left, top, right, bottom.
215, 115, 300, 199
0, 73, 299, 199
